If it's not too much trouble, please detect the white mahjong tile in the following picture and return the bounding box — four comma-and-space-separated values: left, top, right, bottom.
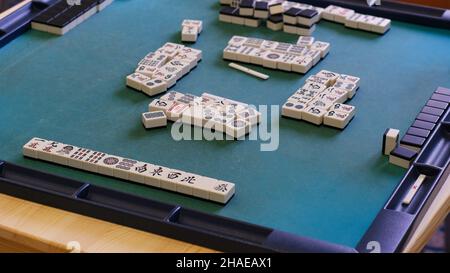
166, 103, 190, 122
302, 82, 328, 93
228, 35, 248, 47
243, 37, 265, 48
262, 51, 284, 69
141, 78, 168, 97
310, 41, 330, 58
324, 109, 353, 129
80, 151, 107, 173
225, 118, 251, 139
296, 36, 315, 47
67, 147, 96, 169
38, 141, 67, 163
96, 155, 122, 176
207, 179, 235, 204
308, 98, 334, 110
303, 49, 321, 66
277, 53, 299, 72
112, 158, 140, 180
248, 48, 269, 66
315, 70, 340, 84
223, 44, 241, 61
302, 105, 327, 125
128, 162, 157, 185
260, 40, 279, 51
236, 106, 260, 125
282, 101, 307, 120
306, 75, 332, 87
23, 137, 48, 158
318, 89, 347, 104
126, 73, 151, 91
154, 167, 180, 191
52, 143, 79, 165
338, 74, 360, 87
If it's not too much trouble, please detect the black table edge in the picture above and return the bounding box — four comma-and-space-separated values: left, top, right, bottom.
356, 106, 450, 253
0, 160, 356, 253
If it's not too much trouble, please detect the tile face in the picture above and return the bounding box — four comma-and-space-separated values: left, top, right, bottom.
205, 179, 235, 203
382, 128, 399, 155
324, 109, 354, 129
97, 155, 122, 176
22, 138, 236, 204
128, 162, 155, 185
302, 106, 326, 125
316, 70, 339, 84
53, 144, 79, 165
67, 147, 94, 169
142, 111, 167, 128
435, 86, 450, 96
310, 41, 330, 58
81, 151, 107, 173
401, 134, 426, 148
333, 80, 358, 98
389, 146, 417, 169
157, 167, 179, 191
148, 99, 175, 114
431, 93, 450, 103
302, 82, 327, 93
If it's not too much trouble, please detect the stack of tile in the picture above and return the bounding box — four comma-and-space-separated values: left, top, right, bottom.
148, 91, 261, 139
126, 43, 202, 96
223, 35, 330, 74
282, 70, 360, 129
219, 0, 323, 36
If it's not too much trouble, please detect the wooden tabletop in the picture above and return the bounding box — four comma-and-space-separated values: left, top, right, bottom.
0, 174, 448, 252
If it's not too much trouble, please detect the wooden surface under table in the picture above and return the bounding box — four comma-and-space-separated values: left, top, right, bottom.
0, 175, 448, 253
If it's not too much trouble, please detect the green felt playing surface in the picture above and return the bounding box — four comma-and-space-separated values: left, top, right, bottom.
1, 0, 450, 248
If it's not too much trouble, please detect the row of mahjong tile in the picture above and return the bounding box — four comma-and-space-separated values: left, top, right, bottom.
22, 137, 235, 204
147, 91, 261, 138
322, 5, 391, 34
219, 0, 323, 36
282, 70, 360, 128
223, 36, 330, 74
126, 43, 202, 96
